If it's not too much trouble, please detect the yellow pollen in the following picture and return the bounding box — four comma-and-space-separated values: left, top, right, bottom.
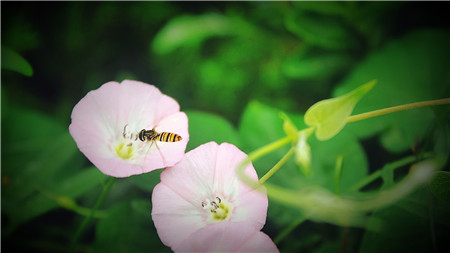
212, 203, 229, 221
115, 142, 134, 160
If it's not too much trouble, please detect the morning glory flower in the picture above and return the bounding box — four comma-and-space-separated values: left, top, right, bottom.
173, 221, 278, 252
151, 142, 269, 249
69, 80, 189, 178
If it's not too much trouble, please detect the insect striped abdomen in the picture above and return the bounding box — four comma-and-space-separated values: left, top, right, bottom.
157, 132, 182, 142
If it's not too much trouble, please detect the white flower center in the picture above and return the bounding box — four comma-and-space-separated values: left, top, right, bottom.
114, 124, 148, 161
115, 142, 134, 160
202, 196, 232, 222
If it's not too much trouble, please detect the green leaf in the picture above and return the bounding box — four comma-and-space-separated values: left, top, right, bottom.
238, 101, 307, 227
283, 51, 355, 81
308, 130, 368, 194
2, 108, 77, 199
1, 47, 33, 76
429, 171, 450, 204
152, 13, 234, 54
239, 101, 307, 146
333, 29, 450, 152
279, 231, 322, 253
304, 80, 376, 141
239, 101, 306, 173
360, 186, 450, 252
313, 244, 342, 253
91, 200, 170, 253
33, 168, 105, 216
284, 10, 359, 50
129, 169, 163, 193
4, 167, 106, 233
292, 1, 349, 17
238, 101, 368, 227
1, 86, 9, 120
186, 110, 242, 151
1, 108, 100, 233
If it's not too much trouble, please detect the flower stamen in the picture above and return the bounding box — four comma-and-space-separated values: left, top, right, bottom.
202, 196, 230, 221
115, 124, 142, 160
122, 124, 128, 138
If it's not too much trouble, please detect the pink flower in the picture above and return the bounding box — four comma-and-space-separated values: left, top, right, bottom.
151, 142, 270, 249
69, 80, 189, 178
173, 222, 278, 252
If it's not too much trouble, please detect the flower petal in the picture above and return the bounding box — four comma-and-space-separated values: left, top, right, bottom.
117, 80, 180, 128
152, 182, 204, 247
151, 142, 268, 247
150, 112, 189, 168
69, 80, 188, 177
172, 222, 279, 252
158, 142, 221, 204
214, 143, 268, 228
152, 142, 219, 246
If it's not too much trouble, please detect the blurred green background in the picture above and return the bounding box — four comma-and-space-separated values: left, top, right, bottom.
2, 2, 450, 253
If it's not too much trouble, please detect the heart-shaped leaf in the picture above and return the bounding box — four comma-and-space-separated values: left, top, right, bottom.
304, 80, 376, 140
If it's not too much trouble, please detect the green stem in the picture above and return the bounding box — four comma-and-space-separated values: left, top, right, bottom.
347, 98, 450, 123
351, 159, 436, 211
237, 136, 293, 188
274, 215, 307, 244
260, 147, 295, 184
349, 155, 420, 192
248, 136, 293, 166
34, 185, 107, 218
69, 176, 115, 252
72, 205, 108, 218
238, 98, 448, 190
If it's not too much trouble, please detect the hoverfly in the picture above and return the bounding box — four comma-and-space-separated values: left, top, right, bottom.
137, 127, 182, 167
138, 128, 182, 143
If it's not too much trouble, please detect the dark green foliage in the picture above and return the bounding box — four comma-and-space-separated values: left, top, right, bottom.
2, 2, 449, 253
89, 200, 170, 253
429, 171, 450, 204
